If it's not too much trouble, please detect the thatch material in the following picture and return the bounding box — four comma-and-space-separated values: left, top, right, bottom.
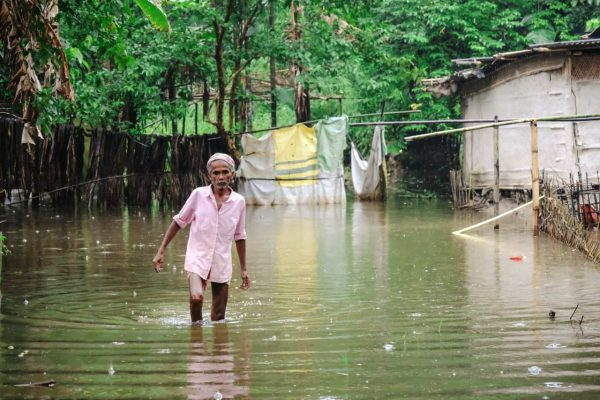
86, 130, 128, 207
39, 125, 84, 205
0, 119, 20, 203
126, 135, 169, 207
540, 185, 600, 262
0, 118, 230, 208
159, 134, 229, 208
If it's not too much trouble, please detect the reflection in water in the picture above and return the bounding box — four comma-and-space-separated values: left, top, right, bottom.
187, 324, 249, 400
351, 201, 388, 285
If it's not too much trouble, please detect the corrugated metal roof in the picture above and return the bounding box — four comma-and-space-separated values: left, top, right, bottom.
529, 38, 600, 49
423, 35, 600, 96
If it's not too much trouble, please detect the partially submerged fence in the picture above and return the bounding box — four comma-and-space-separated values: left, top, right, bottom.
0, 118, 228, 208
553, 173, 600, 228
541, 180, 600, 262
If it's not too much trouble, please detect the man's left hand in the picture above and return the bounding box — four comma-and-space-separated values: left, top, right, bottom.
240, 270, 250, 289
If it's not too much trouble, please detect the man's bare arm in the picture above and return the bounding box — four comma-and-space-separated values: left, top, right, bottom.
153, 221, 181, 272
236, 239, 249, 289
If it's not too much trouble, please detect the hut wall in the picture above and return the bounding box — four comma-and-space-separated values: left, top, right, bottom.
459, 53, 600, 189
571, 55, 600, 175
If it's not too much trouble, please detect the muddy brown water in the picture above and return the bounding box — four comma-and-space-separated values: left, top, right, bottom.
1, 198, 600, 399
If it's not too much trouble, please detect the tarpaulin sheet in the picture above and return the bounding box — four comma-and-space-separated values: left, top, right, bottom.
237, 117, 347, 205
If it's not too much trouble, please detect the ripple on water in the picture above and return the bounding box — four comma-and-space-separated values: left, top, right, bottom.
3, 204, 600, 399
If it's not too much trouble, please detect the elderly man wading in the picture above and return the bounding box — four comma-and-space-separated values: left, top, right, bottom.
152, 153, 250, 323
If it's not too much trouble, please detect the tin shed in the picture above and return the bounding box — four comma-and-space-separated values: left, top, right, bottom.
424, 34, 600, 190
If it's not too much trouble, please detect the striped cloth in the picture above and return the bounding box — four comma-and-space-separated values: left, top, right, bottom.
272, 124, 319, 187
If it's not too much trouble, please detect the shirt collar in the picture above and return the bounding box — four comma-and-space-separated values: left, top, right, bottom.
206, 184, 232, 202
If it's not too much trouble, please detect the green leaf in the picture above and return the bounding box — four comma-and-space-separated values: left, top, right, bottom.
67, 47, 84, 64
134, 0, 171, 32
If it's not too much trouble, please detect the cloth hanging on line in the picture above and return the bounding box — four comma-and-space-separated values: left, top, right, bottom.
237, 116, 348, 205
350, 125, 387, 199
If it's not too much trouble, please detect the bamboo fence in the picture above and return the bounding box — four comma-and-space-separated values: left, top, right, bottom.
0, 120, 228, 208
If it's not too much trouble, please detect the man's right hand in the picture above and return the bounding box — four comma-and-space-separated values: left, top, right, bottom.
152, 251, 164, 273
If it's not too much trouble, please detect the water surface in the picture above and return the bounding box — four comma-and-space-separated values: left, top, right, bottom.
1, 198, 599, 399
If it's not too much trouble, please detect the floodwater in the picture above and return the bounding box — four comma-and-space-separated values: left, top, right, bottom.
1, 198, 600, 399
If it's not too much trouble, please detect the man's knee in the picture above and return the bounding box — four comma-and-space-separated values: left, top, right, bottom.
190, 291, 204, 301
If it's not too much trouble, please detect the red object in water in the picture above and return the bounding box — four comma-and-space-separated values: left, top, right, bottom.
509, 256, 523, 261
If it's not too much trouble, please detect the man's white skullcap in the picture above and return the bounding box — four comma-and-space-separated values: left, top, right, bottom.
207, 153, 235, 172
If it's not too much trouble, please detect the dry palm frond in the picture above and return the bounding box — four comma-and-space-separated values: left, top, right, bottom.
0, 0, 73, 138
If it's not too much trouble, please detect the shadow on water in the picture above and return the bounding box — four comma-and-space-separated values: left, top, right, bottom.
0, 199, 600, 398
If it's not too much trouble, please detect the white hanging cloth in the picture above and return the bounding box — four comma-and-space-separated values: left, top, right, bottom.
350, 125, 387, 198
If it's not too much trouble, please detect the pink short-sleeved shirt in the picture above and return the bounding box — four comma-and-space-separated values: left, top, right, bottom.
173, 185, 247, 283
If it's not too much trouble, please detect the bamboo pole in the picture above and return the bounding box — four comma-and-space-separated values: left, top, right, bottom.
493, 115, 500, 229
404, 114, 600, 142
348, 110, 420, 119
531, 120, 540, 236
357, 116, 600, 130
452, 196, 545, 235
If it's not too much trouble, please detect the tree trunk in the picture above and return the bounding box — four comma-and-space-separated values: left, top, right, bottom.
290, 0, 310, 123
202, 78, 210, 120
293, 65, 310, 123
213, 17, 240, 161
269, 0, 277, 127
166, 67, 178, 135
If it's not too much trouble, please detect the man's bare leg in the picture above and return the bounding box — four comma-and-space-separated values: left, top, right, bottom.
211, 282, 229, 321
189, 273, 207, 323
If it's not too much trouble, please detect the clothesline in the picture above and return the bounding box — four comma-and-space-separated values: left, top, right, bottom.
234, 110, 420, 136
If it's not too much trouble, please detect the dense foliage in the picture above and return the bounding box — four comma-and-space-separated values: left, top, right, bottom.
0, 0, 598, 155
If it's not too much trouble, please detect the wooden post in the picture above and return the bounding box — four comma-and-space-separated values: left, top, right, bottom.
530, 119, 540, 236
194, 103, 198, 134
493, 115, 500, 229
379, 102, 387, 200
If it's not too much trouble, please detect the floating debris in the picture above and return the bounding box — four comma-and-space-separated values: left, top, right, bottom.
213, 391, 223, 400
23, 299, 28, 306
544, 382, 563, 388
383, 343, 394, 351
108, 363, 115, 375
512, 322, 527, 328
14, 379, 55, 387
112, 342, 125, 346
528, 366, 542, 375
549, 310, 556, 320
545, 343, 566, 349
